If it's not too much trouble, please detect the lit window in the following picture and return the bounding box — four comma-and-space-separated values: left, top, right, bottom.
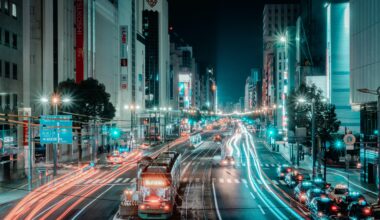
11, 3, 17, 18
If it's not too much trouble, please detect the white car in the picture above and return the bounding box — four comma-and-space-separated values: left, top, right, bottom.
329, 184, 349, 203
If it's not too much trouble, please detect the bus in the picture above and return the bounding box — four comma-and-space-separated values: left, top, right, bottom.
137, 151, 181, 219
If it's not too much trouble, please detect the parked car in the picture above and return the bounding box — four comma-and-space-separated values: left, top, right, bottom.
277, 165, 293, 179
294, 181, 315, 203
309, 197, 341, 220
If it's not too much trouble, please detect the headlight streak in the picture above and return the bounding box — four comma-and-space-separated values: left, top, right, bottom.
242, 133, 287, 220
244, 126, 304, 220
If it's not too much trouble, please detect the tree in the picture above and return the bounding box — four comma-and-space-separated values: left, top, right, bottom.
56, 78, 116, 122
287, 83, 341, 145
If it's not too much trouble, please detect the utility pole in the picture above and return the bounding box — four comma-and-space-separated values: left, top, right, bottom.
27, 117, 32, 191
53, 103, 58, 176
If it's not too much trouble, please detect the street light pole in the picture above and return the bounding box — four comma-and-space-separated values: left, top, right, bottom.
311, 98, 316, 179
53, 103, 58, 176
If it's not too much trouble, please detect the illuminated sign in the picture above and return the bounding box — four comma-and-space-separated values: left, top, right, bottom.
143, 179, 167, 187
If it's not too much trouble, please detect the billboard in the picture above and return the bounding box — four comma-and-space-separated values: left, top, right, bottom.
120, 26, 128, 67
75, 0, 84, 83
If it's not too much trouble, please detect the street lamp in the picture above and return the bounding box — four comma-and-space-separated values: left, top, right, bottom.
40, 94, 71, 176
358, 87, 380, 202
124, 104, 140, 150
297, 96, 317, 179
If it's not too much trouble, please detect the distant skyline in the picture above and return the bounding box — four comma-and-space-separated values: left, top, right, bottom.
169, 0, 300, 104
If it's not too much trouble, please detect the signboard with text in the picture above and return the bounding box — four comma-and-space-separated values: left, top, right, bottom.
40, 115, 73, 144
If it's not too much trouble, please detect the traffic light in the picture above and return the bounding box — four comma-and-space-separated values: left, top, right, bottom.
374, 130, 379, 135
110, 127, 121, 139
268, 128, 275, 137
334, 140, 344, 149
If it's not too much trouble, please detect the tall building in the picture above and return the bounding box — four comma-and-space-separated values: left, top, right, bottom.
244, 77, 253, 112
262, 4, 300, 109
0, 0, 22, 112
143, 0, 170, 109
350, 0, 380, 184
326, 1, 359, 133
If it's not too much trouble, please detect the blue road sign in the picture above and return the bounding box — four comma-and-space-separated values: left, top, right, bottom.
40, 115, 73, 144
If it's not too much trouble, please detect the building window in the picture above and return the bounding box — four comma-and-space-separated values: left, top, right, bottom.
5, 94, 10, 109
0, 60, 2, 77
12, 63, 17, 79
12, 94, 17, 108
5, 61, 10, 78
11, 3, 17, 18
12, 33, 17, 48
4, 0, 9, 14
4, 30, 9, 46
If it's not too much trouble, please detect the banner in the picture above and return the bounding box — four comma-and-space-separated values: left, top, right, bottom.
75, 0, 84, 83
120, 26, 128, 67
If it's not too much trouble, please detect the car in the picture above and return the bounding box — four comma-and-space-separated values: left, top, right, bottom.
306, 188, 328, 208
277, 165, 293, 179
213, 134, 223, 142
285, 170, 308, 188
338, 192, 367, 214
294, 181, 315, 203
312, 178, 332, 192
347, 200, 373, 220
221, 156, 235, 166
329, 184, 349, 203
309, 197, 341, 220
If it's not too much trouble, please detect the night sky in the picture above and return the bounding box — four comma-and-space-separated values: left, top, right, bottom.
168, 0, 299, 105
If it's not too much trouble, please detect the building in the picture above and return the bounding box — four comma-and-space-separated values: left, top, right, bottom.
244, 76, 253, 112
326, 1, 360, 133
262, 4, 300, 109
0, 0, 22, 112
143, 0, 170, 109
350, 0, 380, 184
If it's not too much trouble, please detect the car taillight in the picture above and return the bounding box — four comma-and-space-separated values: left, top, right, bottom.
231, 160, 235, 165
363, 207, 371, 215
318, 211, 323, 217
298, 176, 303, 181
140, 204, 146, 210
287, 168, 291, 172
280, 173, 284, 176
222, 160, 228, 165
331, 205, 338, 212
163, 204, 170, 211
300, 193, 307, 201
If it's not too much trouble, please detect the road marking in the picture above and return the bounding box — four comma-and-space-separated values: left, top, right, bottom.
249, 192, 256, 199
122, 178, 130, 183
201, 162, 204, 166
219, 178, 224, 183
234, 179, 240, 183
279, 180, 286, 185
265, 164, 270, 167
270, 164, 275, 167
257, 179, 262, 184
258, 204, 266, 215
130, 178, 136, 183
242, 163, 246, 167
195, 178, 200, 183
226, 178, 232, 183
72, 185, 115, 220
114, 178, 123, 183
242, 179, 247, 184
182, 177, 188, 182
212, 180, 223, 220
272, 180, 279, 185
183, 162, 187, 165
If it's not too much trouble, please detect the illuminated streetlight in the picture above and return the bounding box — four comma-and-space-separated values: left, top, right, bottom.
280, 36, 286, 43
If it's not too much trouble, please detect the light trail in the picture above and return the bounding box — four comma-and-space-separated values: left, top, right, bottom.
243, 124, 304, 220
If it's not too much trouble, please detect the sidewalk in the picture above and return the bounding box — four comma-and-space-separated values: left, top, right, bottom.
259, 137, 378, 203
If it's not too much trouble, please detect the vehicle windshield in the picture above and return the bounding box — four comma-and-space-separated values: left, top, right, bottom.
335, 188, 348, 195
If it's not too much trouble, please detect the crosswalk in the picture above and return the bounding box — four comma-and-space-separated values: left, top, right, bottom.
77, 177, 136, 185
181, 177, 289, 186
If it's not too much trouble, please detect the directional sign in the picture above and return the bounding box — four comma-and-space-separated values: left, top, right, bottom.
40, 115, 73, 144
343, 134, 356, 145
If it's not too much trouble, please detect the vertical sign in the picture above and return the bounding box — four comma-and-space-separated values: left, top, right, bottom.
120, 26, 128, 67
75, 0, 84, 83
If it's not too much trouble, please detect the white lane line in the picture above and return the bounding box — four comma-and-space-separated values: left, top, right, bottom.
130, 178, 136, 183
279, 180, 286, 185
249, 191, 256, 199
257, 179, 262, 185
219, 178, 224, 183
122, 178, 130, 183
195, 178, 200, 183
258, 204, 266, 215
72, 185, 115, 220
114, 178, 123, 183
234, 179, 240, 183
242, 179, 247, 184
270, 164, 275, 167
265, 164, 270, 167
226, 178, 232, 184
212, 180, 223, 220
272, 180, 279, 185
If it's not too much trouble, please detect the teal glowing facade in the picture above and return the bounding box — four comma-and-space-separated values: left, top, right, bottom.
326, 2, 360, 133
